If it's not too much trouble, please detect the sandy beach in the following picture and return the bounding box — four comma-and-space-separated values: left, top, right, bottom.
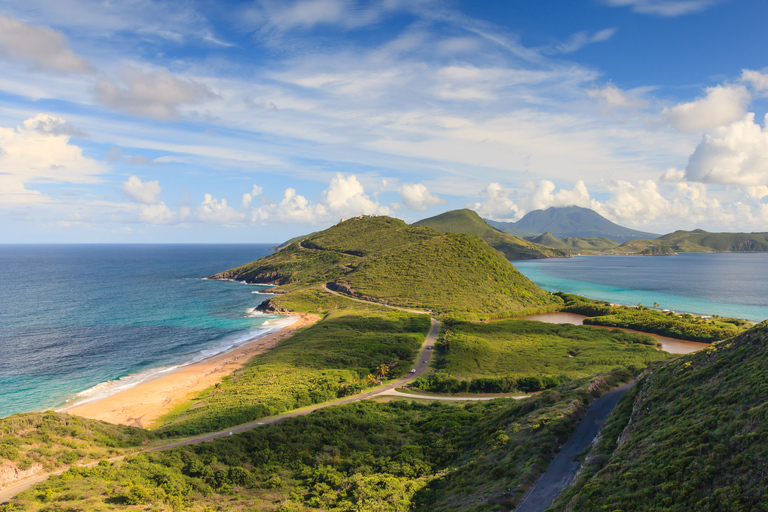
62, 313, 319, 429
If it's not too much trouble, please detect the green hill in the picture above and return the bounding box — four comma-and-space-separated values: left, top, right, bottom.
413, 209, 570, 259
612, 229, 768, 254
552, 321, 768, 512
212, 215, 561, 319
528, 232, 620, 252
488, 206, 659, 243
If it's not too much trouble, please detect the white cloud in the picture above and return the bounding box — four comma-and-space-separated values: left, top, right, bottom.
397, 183, 444, 211
0, 13, 92, 73
684, 113, 768, 186
747, 185, 768, 200
660, 166, 685, 182
95, 67, 215, 120
664, 84, 750, 133
605, 0, 719, 17
196, 194, 246, 225
254, 188, 328, 223
469, 182, 520, 221
556, 28, 617, 54
138, 203, 189, 224
122, 175, 162, 204
252, 173, 391, 224
319, 173, 392, 217
247, 0, 410, 33
470, 180, 594, 222
741, 69, 768, 95
0, 114, 104, 204
242, 185, 264, 208
527, 179, 593, 211
597, 179, 671, 221
588, 83, 650, 110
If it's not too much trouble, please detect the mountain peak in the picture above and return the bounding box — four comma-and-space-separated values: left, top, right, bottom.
487, 206, 659, 243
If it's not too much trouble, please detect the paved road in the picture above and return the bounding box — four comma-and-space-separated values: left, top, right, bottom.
514, 381, 635, 512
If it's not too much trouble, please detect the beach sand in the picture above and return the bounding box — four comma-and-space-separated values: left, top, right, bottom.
63, 313, 319, 429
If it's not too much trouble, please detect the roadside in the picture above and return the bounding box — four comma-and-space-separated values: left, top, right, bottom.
513, 381, 636, 512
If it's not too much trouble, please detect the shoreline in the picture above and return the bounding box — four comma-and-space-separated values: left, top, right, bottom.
523, 312, 709, 354
62, 313, 319, 429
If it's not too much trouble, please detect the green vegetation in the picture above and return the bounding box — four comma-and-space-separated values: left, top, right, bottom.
6, 369, 636, 512
527, 232, 620, 253
213, 216, 562, 319
346, 234, 560, 318
0, 412, 153, 478
612, 228, 768, 254
558, 293, 750, 343
411, 319, 667, 394
413, 209, 570, 259
551, 322, 768, 512
155, 308, 431, 436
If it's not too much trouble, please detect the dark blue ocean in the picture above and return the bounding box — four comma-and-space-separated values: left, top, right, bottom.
0, 244, 287, 418
514, 253, 768, 323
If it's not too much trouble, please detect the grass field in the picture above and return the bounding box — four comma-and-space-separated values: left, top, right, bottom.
412, 319, 669, 394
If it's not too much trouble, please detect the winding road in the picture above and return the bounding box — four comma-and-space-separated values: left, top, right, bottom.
2, 284, 625, 507
3, 285, 496, 503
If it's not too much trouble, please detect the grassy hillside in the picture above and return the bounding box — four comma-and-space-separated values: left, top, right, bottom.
413, 209, 570, 260
8, 369, 635, 512
213, 215, 561, 319
551, 322, 768, 512
155, 306, 430, 436
612, 229, 768, 254
411, 319, 668, 394
488, 206, 658, 242
527, 232, 620, 252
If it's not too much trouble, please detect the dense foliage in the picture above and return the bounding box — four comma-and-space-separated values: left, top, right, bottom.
155, 308, 430, 436
347, 234, 560, 319
412, 209, 569, 259
527, 232, 619, 252
5, 369, 635, 512
410, 319, 666, 394
0, 412, 154, 484
558, 293, 749, 343
211, 216, 562, 320
550, 322, 768, 512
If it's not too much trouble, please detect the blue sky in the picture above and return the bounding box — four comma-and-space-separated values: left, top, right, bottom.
1, 0, 767, 242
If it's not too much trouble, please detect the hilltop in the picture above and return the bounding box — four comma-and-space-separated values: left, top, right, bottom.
488, 206, 659, 243
552, 321, 768, 511
528, 232, 620, 252
611, 229, 768, 254
212, 215, 561, 319
413, 209, 570, 259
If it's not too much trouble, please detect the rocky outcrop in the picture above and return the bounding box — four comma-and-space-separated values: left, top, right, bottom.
0, 462, 43, 489
255, 299, 291, 314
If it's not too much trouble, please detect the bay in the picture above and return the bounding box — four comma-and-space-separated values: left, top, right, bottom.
514, 253, 768, 323
0, 244, 281, 418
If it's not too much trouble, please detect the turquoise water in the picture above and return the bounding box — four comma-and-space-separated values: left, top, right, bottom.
514, 253, 768, 323
0, 244, 286, 417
